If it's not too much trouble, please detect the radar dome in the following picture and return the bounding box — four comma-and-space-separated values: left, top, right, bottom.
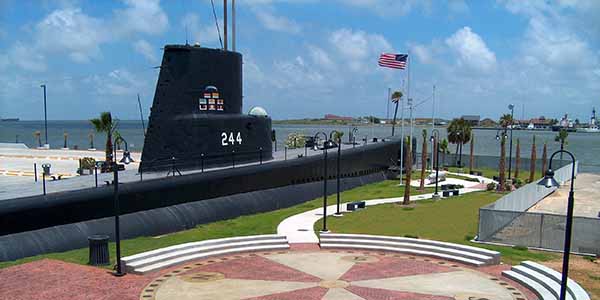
248, 106, 268, 117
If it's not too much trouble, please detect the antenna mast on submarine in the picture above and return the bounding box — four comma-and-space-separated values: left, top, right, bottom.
232, 0, 236, 51
223, 0, 228, 50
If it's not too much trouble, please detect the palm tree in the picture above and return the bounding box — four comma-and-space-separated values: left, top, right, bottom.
555, 129, 568, 159
529, 135, 536, 182
499, 113, 513, 128
403, 136, 412, 205
541, 142, 548, 176
469, 133, 475, 174
33, 131, 41, 148
88, 132, 95, 149
447, 118, 472, 167
90, 112, 118, 164
390, 91, 403, 126
514, 138, 520, 179
420, 129, 427, 191
439, 139, 449, 167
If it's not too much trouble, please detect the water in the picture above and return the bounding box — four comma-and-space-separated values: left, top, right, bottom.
2, 120, 599, 173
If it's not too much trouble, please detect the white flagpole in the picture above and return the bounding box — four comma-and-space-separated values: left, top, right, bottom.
431, 84, 435, 170
399, 78, 405, 185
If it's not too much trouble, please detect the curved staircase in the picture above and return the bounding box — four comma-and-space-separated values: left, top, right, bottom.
122, 234, 289, 274
319, 233, 500, 266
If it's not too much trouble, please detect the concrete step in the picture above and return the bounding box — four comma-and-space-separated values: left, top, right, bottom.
320, 233, 500, 263
122, 234, 285, 264
319, 243, 486, 267
521, 261, 590, 300
122, 235, 289, 274
319, 238, 494, 263
512, 266, 574, 300
503, 270, 557, 300
134, 244, 289, 274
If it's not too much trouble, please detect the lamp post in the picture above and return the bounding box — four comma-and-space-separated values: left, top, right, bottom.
315, 131, 336, 232
430, 129, 440, 200
508, 104, 515, 179
40, 84, 48, 146
112, 136, 133, 277
329, 130, 342, 217
537, 150, 576, 300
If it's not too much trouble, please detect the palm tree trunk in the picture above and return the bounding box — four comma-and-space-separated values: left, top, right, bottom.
403, 137, 412, 205
514, 139, 520, 179
420, 137, 427, 191
499, 137, 506, 191
541, 143, 548, 176
106, 132, 113, 165
469, 134, 474, 173
529, 136, 536, 182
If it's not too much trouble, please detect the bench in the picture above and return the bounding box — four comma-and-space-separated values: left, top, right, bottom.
442, 190, 459, 197
50, 174, 63, 181
346, 201, 366, 211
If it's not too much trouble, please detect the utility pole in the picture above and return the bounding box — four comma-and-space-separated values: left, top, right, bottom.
40, 84, 48, 146
431, 85, 436, 170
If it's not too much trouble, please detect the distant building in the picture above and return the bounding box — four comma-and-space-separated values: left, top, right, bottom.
460, 115, 481, 126
527, 116, 554, 129
480, 118, 497, 127
324, 114, 354, 121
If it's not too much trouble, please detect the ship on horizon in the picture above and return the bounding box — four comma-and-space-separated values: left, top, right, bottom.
0, 118, 19, 122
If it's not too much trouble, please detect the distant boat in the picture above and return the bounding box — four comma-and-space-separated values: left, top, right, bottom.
580, 107, 599, 133
0, 118, 19, 122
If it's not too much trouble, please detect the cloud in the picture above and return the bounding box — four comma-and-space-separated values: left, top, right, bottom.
34, 8, 107, 62
181, 13, 222, 47
329, 28, 392, 71
340, 0, 431, 17
85, 69, 147, 96
133, 39, 158, 63
307, 45, 335, 69
7, 42, 47, 72
445, 26, 497, 72
448, 0, 469, 14
113, 0, 169, 36
252, 7, 302, 34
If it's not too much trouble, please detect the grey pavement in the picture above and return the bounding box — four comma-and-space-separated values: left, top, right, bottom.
0, 141, 379, 201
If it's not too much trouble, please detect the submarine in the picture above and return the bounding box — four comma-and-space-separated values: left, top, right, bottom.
140, 44, 273, 171
0, 3, 402, 261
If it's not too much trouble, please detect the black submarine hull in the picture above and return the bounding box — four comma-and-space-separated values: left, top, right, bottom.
0, 140, 399, 238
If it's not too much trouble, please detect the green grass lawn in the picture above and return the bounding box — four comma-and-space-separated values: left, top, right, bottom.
316, 191, 558, 265
447, 166, 543, 184
0, 180, 433, 269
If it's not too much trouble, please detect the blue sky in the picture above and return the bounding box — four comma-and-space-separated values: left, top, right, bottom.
1, 0, 599, 121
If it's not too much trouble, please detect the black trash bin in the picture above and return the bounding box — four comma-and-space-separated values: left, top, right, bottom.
88, 235, 110, 266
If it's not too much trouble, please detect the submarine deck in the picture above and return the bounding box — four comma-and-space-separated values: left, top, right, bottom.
0, 140, 391, 201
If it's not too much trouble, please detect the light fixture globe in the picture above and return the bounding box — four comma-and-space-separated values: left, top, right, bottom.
119, 150, 134, 165
248, 106, 268, 117
538, 169, 560, 188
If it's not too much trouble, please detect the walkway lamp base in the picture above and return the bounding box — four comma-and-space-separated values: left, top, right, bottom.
333, 213, 343, 217
319, 230, 331, 234
432, 193, 441, 200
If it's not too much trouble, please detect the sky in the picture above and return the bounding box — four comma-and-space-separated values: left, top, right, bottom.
0, 0, 599, 121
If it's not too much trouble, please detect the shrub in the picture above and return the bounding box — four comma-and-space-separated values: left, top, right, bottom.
486, 182, 497, 191
80, 157, 96, 170
512, 245, 528, 251
465, 177, 480, 183
513, 178, 523, 189
464, 235, 475, 241
404, 234, 419, 239
402, 207, 415, 211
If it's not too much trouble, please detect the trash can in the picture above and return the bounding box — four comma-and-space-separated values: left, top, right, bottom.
88, 235, 110, 266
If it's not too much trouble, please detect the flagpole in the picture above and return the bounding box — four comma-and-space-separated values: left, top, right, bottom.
399, 79, 405, 186
431, 84, 435, 170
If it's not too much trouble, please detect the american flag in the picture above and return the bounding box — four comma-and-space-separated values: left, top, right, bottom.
378, 53, 408, 69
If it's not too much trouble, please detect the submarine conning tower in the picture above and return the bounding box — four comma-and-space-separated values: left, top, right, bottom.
139, 44, 273, 172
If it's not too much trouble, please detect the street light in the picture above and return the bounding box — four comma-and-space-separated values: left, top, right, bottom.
508, 104, 515, 179
40, 84, 48, 146
329, 130, 343, 216
537, 150, 576, 300
111, 135, 132, 277
430, 129, 440, 200
315, 131, 337, 232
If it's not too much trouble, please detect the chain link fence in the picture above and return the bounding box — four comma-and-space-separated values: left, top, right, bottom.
477, 162, 600, 255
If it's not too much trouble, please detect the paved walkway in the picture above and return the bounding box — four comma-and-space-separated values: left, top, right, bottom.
278, 175, 489, 244
0, 250, 536, 300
